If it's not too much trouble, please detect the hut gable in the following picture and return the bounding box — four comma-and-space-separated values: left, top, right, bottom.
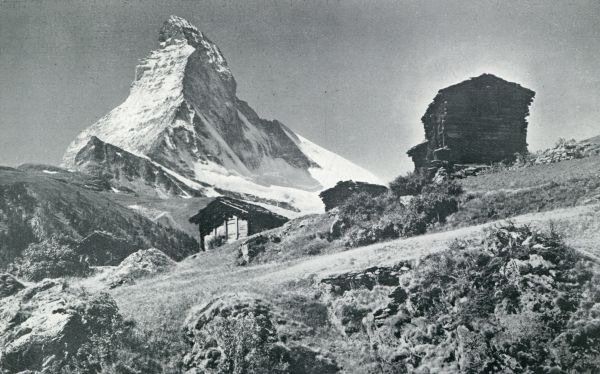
408, 74, 535, 168
189, 197, 288, 250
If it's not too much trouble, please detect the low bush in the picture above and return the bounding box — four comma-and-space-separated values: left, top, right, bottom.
10, 235, 90, 281
338, 180, 463, 247
389, 171, 430, 197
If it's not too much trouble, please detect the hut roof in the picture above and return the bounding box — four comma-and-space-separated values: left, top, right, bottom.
189, 196, 288, 236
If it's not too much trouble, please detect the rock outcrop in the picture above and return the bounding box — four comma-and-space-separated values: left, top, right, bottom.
523, 138, 600, 166
0, 273, 24, 298
106, 248, 176, 288
363, 224, 599, 373
0, 280, 124, 373
408, 74, 535, 169
183, 293, 340, 374
73, 136, 206, 198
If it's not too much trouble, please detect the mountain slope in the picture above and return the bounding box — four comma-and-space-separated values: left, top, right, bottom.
0, 165, 198, 267
63, 15, 381, 213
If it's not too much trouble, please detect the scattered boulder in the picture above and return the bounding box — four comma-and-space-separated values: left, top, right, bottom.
0, 273, 24, 298
107, 248, 175, 288
0, 280, 125, 373
182, 293, 340, 374
320, 264, 411, 297
431, 167, 449, 184
527, 138, 595, 165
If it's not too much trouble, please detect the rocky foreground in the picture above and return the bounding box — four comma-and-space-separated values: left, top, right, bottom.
2, 204, 598, 373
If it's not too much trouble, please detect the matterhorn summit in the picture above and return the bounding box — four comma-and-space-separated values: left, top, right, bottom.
63, 16, 381, 213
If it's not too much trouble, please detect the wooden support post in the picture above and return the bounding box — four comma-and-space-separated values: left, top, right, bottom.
199, 225, 205, 251
224, 218, 228, 240
236, 217, 239, 239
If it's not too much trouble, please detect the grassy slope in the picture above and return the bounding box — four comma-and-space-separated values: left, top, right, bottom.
103, 203, 600, 372
448, 155, 600, 228
460, 154, 600, 192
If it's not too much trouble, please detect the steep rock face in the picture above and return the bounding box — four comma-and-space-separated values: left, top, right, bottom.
73, 136, 207, 198
408, 74, 535, 168
63, 16, 381, 213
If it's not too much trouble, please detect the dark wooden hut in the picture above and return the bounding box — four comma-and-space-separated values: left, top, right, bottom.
189, 196, 288, 251
407, 74, 535, 169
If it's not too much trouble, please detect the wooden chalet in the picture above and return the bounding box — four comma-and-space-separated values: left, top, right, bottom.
189, 196, 288, 251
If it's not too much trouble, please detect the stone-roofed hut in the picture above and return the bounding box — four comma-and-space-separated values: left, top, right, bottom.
189, 196, 288, 251
407, 74, 535, 169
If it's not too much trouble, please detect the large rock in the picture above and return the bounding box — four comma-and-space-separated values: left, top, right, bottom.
106, 248, 176, 288
0, 273, 24, 298
0, 280, 124, 373
182, 293, 339, 374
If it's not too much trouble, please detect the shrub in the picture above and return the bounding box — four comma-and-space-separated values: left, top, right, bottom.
338, 181, 463, 248
338, 192, 389, 224
389, 171, 430, 197
410, 181, 463, 224
11, 235, 90, 281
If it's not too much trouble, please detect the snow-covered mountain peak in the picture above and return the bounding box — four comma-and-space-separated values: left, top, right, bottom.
159, 15, 233, 84
63, 17, 382, 214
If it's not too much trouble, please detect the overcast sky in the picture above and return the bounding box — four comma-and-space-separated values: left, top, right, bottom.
1, 0, 599, 180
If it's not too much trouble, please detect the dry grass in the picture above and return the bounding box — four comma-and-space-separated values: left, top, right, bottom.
460, 154, 600, 192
